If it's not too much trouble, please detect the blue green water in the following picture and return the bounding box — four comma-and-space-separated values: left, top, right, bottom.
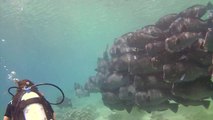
0, 0, 213, 119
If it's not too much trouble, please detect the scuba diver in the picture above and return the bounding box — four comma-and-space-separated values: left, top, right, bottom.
3, 79, 64, 120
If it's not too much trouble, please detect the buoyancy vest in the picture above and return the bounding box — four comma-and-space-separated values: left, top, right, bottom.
11, 89, 54, 120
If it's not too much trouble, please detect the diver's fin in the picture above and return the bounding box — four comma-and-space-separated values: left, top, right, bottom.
169, 103, 179, 113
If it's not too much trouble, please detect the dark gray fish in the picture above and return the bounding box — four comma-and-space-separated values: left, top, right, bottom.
155, 13, 179, 31
190, 38, 206, 51
127, 31, 159, 48
165, 32, 202, 53
145, 41, 165, 56
133, 75, 145, 90
110, 53, 138, 72
133, 75, 169, 91
207, 10, 213, 19
146, 89, 168, 105
84, 80, 100, 93
142, 102, 179, 113
135, 89, 168, 106
56, 96, 72, 108
102, 92, 125, 111
135, 91, 147, 106
131, 56, 162, 75
169, 17, 208, 35
102, 92, 120, 105
110, 44, 141, 57
110, 57, 127, 72
114, 32, 134, 45
172, 75, 213, 100
96, 57, 109, 74
74, 82, 81, 90
186, 50, 212, 67
101, 72, 129, 91
163, 62, 208, 83
103, 45, 109, 61
96, 71, 109, 85
111, 33, 135, 56
163, 63, 185, 83
118, 85, 136, 100
179, 2, 213, 18
171, 95, 210, 109
127, 25, 165, 48
75, 88, 90, 98
139, 25, 165, 38
205, 28, 213, 52
109, 44, 121, 57
74, 83, 90, 97
180, 64, 208, 82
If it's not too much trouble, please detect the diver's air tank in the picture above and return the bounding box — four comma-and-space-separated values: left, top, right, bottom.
21, 91, 47, 120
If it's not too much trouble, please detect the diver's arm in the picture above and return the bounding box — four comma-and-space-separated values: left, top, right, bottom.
3, 116, 10, 120
3, 102, 12, 120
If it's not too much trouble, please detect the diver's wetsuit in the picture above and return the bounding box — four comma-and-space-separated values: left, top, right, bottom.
4, 101, 13, 118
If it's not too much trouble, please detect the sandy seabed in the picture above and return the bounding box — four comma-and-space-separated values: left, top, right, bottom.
54, 94, 213, 120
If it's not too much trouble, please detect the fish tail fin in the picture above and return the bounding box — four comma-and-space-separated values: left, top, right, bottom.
125, 106, 133, 113
169, 103, 179, 113
207, 1, 213, 10
202, 100, 210, 109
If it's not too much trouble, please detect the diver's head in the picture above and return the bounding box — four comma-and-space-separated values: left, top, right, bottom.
16, 79, 34, 88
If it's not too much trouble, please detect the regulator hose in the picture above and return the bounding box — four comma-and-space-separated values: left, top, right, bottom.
8, 83, 64, 105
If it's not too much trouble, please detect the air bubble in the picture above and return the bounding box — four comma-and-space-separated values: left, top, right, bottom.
8, 70, 19, 82
1, 39, 5, 42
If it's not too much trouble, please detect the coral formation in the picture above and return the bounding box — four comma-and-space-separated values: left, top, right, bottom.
57, 107, 96, 120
